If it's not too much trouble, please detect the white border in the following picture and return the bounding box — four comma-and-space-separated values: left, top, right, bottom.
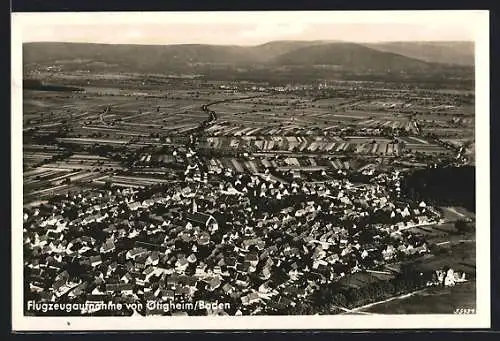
11, 10, 490, 331
11, 10, 489, 25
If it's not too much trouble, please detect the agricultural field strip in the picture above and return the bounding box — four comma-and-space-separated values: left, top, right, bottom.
56, 137, 129, 144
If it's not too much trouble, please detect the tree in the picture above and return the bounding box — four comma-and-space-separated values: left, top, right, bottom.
331, 293, 347, 307
454, 219, 471, 233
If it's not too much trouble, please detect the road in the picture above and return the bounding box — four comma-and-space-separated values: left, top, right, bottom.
333, 287, 431, 315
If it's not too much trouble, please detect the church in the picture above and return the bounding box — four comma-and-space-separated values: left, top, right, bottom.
184, 199, 219, 233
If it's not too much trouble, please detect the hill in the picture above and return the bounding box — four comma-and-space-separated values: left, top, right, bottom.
23, 42, 260, 69
251, 40, 336, 61
364, 41, 474, 66
271, 42, 433, 71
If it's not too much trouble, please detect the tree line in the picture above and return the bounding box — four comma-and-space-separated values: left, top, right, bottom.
271, 268, 434, 315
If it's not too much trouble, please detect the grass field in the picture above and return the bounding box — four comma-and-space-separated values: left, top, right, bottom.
362, 280, 476, 314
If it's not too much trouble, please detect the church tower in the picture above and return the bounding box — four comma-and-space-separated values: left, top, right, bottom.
192, 198, 198, 214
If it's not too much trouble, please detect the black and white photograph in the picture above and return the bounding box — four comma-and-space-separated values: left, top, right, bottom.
11, 10, 490, 330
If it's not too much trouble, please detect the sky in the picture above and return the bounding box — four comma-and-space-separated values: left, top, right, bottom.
14, 11, 483, 45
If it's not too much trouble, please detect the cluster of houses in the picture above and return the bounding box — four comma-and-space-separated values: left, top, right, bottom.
433, 268, 468, 287
24, 162, 447, 316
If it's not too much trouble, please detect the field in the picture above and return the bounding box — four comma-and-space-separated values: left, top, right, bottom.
361, 280, 476, 314
23, 75, 474, 206
337, 271, 396, 290
440, 206, 476, 222
413, 241, 476, 275
206, 136, 405, 156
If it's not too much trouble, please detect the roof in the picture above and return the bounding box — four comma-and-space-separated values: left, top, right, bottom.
197, 232, 211, 245
102, 240, 115, 251
249, 292, 260, 300
222, 283, 234, 292
106, 283, 134, 292
128, 247, 147, 256
143, 266, 155, 275
245, 253, 259, 262
185, 212, 216, 226
89, 255, 102, 263
207, 277, 221, 290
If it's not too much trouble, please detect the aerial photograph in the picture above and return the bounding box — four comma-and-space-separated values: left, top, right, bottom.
18, 12, 478, 318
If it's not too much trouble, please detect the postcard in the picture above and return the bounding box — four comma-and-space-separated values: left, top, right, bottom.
11, 10, 490, 331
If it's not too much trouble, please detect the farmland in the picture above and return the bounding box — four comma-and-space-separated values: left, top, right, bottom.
22, 73, 475, 205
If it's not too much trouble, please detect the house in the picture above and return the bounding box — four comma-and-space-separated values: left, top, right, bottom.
179, 285, 193, 297
161, 289, 175, 301
240, 295, 252, 306
443, 268, 464, 287
166, 275, 180, 289
125, 261, 134, 271
236, 262, 251, 273
195, 263, 207, 276
52, 277, 66, 293
205, 277, 222, 292
241, 292, 260, 306
120, 272, 133, 284
100, 239, 116, 254
260, 263, 273, 278
175, 257, 189, 272
197, 232, 211, 246
107, 261, 119, 275
146, 252, 160, 266
128, 202, 143, 211
444, 269, 455, 286
179, 275, 198, 288
135, 254, 149, 270
56, 270, 70, 282
213, 265, 222, 275
142, 266, 156, 281
89, 255, 102, 267
187, 253, 197, 264
258, 281, 272, 294
235, 273, 250, 287
222, 283, 235, 295
453, 271, 467, 283
244, 253, 259, 267
382, 245, 396, 260
105, 283, 134, 295
242, 238, 259, 250
126, 247, 148, 260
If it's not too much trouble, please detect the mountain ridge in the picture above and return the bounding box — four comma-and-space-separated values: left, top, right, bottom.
23, 40, 474, 76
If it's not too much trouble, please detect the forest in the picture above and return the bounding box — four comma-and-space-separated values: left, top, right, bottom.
400, 166, 475, 212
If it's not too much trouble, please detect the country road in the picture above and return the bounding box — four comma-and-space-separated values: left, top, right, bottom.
336, 288, 429, 315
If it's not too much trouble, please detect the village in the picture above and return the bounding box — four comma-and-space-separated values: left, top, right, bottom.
23, 147, 473, 316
